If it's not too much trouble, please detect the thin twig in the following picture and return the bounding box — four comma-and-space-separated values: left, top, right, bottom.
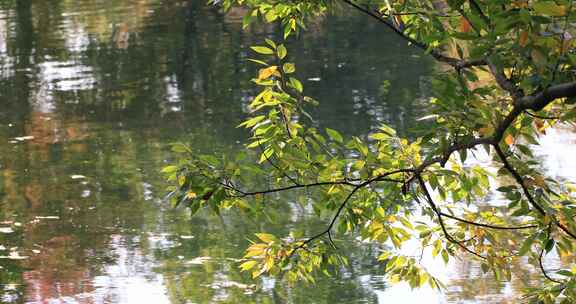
339, 0, 487, 70
439, 212, 537, 230
494, 144, 576, 240
538, 245, 563, 284
416, 175, 486, 259
524, 110, 561, 120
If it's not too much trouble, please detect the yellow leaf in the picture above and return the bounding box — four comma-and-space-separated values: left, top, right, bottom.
534, 175, 546, 187
255, 233, 277, 243
186, 192, 197, 199
505, 134, 514, 145
240, 260, 258, 271
258, 66, 279, 81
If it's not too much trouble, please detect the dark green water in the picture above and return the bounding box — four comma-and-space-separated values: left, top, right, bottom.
0, 1, 561, 303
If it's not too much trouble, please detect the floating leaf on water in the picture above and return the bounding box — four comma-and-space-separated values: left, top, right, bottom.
0, 252, 29, 260
185, 256, 212, 265
208, 280, 256, 290
35, 216, 60, 220
12, 136, 34, 142
0, 227, 14, 234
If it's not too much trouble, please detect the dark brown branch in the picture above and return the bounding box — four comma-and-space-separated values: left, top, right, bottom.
275, 53, 297, 138
439, 212, 537, 230
468, 0, 490, 26
494, 145, 576, 240
539, 245, 563, 284
258, 141, 300, 186
416, 175, 486, 259
518, 81, 576, 111
225, 180, 356, 197
339, 0, 486, 70
290, 169, 410, 255
488, 60, 522, 99
524, 110, 561, 120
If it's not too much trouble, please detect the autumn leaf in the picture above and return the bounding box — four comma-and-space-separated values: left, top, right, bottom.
478, 126, 493, 136
519, 30, 529, 47
534, 175, 546, 187
393, 15, 404, 29
534, 118, 547, 134
505, 134, 514, 145
258, 66, 279, 81
459, 16, 472, 33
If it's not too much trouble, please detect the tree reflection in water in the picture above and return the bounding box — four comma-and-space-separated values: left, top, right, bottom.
2, 0, 566, 303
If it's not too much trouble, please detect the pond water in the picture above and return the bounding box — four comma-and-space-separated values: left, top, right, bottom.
0, 1, 572, 303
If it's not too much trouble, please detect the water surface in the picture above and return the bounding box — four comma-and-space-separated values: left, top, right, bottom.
0, 1, 568, 303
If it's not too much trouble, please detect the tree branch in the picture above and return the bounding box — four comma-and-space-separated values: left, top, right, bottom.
416, 175, 486, 259
225, 180, 356, 197
539, 245, 564, 284
290, 169, 410, 255
494, 144, 576, 240
339, 0, 486, 70
518, 81, 576, 111
439, 212, 537, 230
488, 60, 523, 99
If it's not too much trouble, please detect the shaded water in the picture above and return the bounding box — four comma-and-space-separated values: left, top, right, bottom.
0, 1, 570, 303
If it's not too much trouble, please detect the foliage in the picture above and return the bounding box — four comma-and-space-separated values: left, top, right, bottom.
165, 0, 576, 302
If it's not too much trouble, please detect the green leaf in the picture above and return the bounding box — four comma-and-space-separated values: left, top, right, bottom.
265, 9, 277, 22
289, 77, 303, 93
265, 38, 276, 49
533, 2, 567, 16
283, 23, 292, 39
171, 143, 190, 153
519, 235, 536, 255
277, 44, 287, 60
238, 115, 266, 128
545, 239, 555, 253
481, 263, 489, 273
161, 165, 178, 173
248, 58, 269, 66
283, 62, 296, 74
369, 133, 389, 141
251, 46, 274, 55
326, 128, 343, 143
556, 270, 573, 277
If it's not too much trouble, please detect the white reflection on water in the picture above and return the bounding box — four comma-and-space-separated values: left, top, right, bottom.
38, 61, 95, 92
92, 235, 170, 304
0, 9, 14, 79
161, 75, 183, 115
533, 125, 576, 180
